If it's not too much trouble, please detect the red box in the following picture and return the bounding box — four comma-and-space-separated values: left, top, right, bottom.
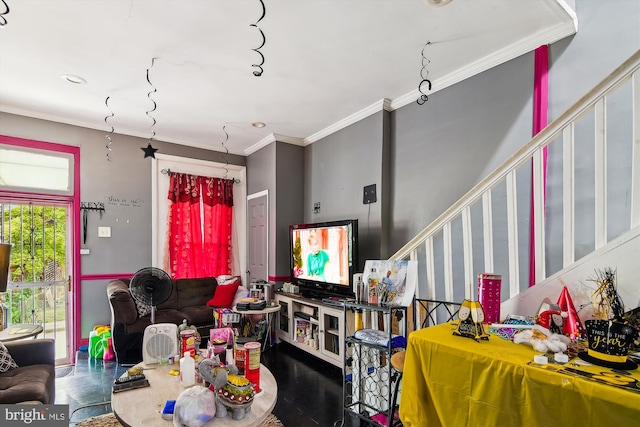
477, 273, 502, 323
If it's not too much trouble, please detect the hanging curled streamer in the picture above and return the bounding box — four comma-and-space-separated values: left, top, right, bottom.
104, 96, 115, 162
417, 42, 432, 105
250, 0, 266, 76
0, 0, 9, 27
220, 125, 230, 179
146, 57, 158, 141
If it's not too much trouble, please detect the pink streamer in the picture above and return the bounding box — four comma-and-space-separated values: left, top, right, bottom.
529, 45, 549, 287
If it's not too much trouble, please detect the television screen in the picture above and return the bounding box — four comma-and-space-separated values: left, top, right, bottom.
290, 219, 358, 298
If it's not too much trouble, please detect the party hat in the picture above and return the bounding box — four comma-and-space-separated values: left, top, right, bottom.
556, 286, 586, 339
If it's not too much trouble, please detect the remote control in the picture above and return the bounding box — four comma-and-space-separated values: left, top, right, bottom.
112, 378, 150, 393
114, 374, 146, 384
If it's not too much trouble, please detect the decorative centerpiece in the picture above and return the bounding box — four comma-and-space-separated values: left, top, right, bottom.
579, 319, 637, 370
453, 299, 489, 341
578, 268, 638, 370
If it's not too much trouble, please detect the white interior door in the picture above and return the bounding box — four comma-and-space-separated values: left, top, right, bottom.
247, 191, 268, 283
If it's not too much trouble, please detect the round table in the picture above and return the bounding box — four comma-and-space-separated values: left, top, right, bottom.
111, 362, 277, 427
234, 304, 281, 350
0, 323, 43, 342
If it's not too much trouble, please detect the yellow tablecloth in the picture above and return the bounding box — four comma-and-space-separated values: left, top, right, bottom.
399, 322, 640, 427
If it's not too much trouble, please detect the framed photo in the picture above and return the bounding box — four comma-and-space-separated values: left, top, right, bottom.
362, 260, 417, 307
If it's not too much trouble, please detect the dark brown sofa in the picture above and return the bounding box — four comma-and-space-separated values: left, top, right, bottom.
107, 277, 219, 365
0, 338, 56, 404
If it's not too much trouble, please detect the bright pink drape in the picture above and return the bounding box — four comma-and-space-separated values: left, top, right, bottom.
201, 176, 234, 277
529, 45, 549, 287
167, 173, 204, 278
166, 173, 234, 279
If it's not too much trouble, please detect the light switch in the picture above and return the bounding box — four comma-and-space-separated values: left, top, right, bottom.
98, 226, 111, 238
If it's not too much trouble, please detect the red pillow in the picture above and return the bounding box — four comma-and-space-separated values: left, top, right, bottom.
206, 280, 240, 308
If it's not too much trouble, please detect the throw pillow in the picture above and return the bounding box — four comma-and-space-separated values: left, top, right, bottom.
134, 298, 152, 318
0, 341, 18, 373
206, 279, 241, 308
130, 288, 152, 317
232, 285, 249, 308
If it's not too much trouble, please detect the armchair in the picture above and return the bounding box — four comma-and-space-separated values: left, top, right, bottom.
0, 338, 56, 404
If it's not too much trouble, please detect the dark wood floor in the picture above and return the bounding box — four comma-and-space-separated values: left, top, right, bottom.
58, 342, 364, 426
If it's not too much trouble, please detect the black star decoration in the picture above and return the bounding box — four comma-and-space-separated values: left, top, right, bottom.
141, 143, 158, 159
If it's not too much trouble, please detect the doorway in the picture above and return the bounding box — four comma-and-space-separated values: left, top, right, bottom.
0, 136, 79, 365
247, 191, 268, 283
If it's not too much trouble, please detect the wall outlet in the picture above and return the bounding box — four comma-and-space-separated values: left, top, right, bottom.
313, 202, 321, 214
80, 248, 90, 255
98, 226, 111, 238
363, 184, 377, 204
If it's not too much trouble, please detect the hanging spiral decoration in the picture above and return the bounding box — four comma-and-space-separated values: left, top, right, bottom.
220, 125, 230, 179
417, 42, 432, 105
0, 0, 9, 27
250, 0, 266, 76
146, 57, 158, 142
104, 96, 115, 162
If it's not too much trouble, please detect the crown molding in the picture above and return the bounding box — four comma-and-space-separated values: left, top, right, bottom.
243, 133, 306, 155
391, 18, 577, 111
304, 98, 392, 145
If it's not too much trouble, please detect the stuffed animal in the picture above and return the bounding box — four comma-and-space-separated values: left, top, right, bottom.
537, 309, 568, 335
198, 358, 255, 421
513, 324, 570, 353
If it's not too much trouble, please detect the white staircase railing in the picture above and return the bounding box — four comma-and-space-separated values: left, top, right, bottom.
391, 50, 640, 308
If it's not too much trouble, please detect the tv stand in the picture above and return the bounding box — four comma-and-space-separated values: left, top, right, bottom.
300, 290, 331, 300
275, 291, 354, 369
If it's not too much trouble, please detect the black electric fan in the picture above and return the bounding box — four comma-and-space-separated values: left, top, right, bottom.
129, 267, 172, 324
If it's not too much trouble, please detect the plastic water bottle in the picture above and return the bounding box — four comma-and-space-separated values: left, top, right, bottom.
179, 351, 195, 387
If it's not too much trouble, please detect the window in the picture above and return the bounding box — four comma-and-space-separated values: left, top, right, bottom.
0, 144, 73, 194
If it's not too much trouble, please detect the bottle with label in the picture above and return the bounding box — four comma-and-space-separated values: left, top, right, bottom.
179, 351, 195, 387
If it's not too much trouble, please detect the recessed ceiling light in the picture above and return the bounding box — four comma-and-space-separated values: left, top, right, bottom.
252, 122, 266, 128
61, 74, 87, 84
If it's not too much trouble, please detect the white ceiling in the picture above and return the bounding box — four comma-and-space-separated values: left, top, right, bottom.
0, 0, 576, 156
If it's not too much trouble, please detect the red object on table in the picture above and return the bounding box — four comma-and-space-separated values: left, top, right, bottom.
556, 286, 586, 339
244, 341, 261, 393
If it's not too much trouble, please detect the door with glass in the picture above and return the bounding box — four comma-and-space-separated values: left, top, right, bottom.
0, 138, 77, 364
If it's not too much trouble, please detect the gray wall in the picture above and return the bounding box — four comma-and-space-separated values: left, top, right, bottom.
305, 111, 389, 271
0, 112, 245, 336
247, 142, 277, 275
275, 142, 305, 277
246, 141, 306, 280
390, 51, 535, 255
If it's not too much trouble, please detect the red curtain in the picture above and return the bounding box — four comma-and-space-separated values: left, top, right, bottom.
201, 176, 234, 277
166, 172, 233, 279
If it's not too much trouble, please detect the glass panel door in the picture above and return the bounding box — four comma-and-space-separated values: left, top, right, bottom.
0, 202, 71, 363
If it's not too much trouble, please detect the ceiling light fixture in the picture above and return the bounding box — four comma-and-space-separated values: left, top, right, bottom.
61, 74, 87, 84
252, 122, 266, 128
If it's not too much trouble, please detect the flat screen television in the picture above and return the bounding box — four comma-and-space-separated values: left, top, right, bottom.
289, 219, 358, 299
